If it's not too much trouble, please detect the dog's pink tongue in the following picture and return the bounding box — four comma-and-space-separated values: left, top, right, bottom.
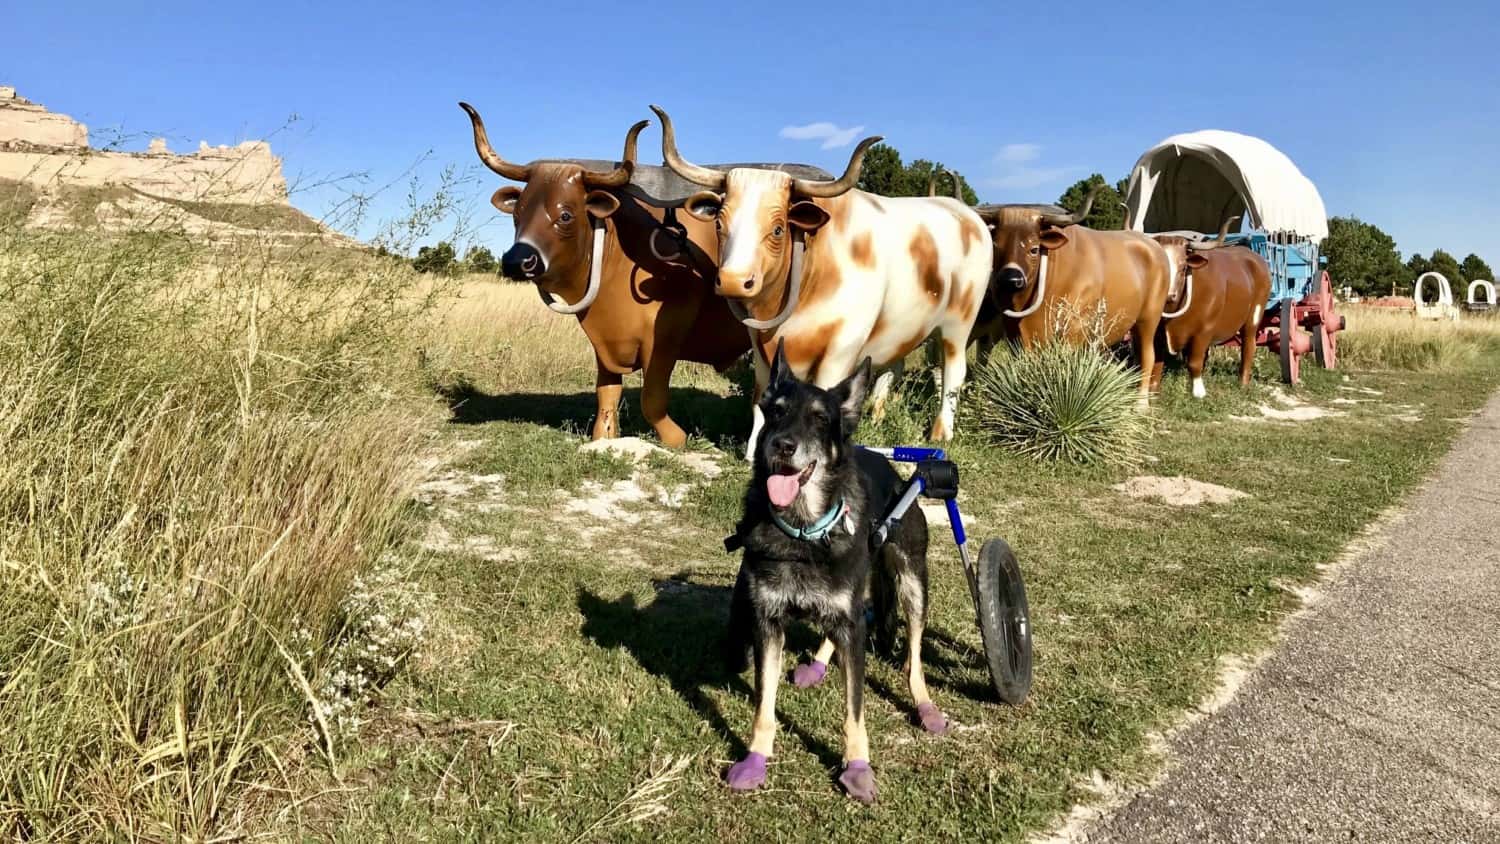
767, 473, 801, 508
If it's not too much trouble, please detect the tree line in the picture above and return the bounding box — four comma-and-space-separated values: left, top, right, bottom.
383, 241, 497, 276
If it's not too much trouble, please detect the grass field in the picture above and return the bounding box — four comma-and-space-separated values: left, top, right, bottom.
5, 232, 1499, 842
306, 290, 1500, 841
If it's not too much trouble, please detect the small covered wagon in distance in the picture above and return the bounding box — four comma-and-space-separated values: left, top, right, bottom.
1124, 130, 1344, 384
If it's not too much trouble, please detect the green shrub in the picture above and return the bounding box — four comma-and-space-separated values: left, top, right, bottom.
961, 339, 1147, 466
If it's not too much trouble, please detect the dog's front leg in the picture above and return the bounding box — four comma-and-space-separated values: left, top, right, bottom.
834, 620, 877, 803
726, 623, 783, 791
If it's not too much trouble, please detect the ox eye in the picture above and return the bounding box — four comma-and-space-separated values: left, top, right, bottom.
1028, 246, 1040, 256
558, 209, 574, 225
772, 224, 784, 239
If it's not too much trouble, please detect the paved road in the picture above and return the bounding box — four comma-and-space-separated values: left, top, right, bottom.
1080, 391, 1500, 843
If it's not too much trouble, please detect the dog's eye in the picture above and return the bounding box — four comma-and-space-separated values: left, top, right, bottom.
809, 410, 829, 426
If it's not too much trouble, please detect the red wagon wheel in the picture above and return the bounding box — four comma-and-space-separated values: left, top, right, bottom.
1277, 298, 1300, 385
1312, 271, 1340, 370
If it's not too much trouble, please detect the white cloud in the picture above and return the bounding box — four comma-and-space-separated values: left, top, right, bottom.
983, 142, 1077, 194
779, 121, 867, 150
995, 143, 1041, 164
985, 166, 1078, 191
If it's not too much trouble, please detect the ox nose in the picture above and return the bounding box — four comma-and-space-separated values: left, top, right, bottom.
998, 266, 1027, 291
501, 243, 545, 280
716, 272, 758, 295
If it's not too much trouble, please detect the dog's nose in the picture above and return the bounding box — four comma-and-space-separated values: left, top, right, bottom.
501, 243, 545, 280
770, 435, 796, 459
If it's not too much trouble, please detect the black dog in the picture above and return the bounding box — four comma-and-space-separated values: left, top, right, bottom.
723, 342, 949, 804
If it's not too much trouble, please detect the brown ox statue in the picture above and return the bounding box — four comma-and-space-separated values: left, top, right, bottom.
651, 106, 993, 452
1150, 218, 1272, 397
975, 189, 1171, 404
460, 102, 749, 448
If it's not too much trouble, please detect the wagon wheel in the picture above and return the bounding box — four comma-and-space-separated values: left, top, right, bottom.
974, 539, 1032, 705
1312, 271, 1339, 370
1277, 298, 1300, 385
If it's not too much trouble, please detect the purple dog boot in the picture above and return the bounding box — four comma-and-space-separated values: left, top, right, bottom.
838, 759, 878, 804
725, 752, 768, 792
791, 659, 828, 689
916, 701, 950, 735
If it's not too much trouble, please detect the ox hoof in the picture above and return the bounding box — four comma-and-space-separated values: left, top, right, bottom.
791, 659, 828, 689
916, 701, 950, 735
838, 760, 878, 804
725, 752, 768, 792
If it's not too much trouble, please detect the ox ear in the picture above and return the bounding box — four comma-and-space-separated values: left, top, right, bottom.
491, 186, 522, 215
1186, 253, 1209, 269
830, 357, 872, 432
684, 190, 722, 222
585, 190, 621, 220
787, 200, 831, 233
1039, 228, 1069, 250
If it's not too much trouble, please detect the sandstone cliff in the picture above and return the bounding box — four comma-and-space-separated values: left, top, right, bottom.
1, 86, 334, 241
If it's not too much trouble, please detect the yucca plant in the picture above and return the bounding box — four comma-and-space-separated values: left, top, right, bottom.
962, 330, 1148, 467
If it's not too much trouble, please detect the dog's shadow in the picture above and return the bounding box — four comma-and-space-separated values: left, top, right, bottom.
577, 577, 844, 769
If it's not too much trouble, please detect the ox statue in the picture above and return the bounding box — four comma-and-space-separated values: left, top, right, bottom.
975, 189, 1171, 404
460, 103, 749, 448
650, 106, 993, 453
1150, 218, 1272, 398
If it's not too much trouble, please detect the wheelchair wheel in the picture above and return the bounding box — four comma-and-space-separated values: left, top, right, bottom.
974, 538, 1033, 705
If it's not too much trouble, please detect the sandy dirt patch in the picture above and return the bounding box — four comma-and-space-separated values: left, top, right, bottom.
1114, 475, 1249, 507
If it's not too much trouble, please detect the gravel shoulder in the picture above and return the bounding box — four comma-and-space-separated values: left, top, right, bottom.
1078, 390, 1500, 842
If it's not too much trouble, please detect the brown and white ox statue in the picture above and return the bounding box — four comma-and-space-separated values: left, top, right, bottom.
650, 106, 993, 454
460, 103, 749, 448
975, 189, 1172, 404
1150, 219, 1272, 397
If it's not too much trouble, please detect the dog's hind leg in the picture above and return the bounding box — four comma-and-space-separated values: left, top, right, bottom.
726, 624, 783, 792
889, 545, 948, 735
833, 621, 877, 803
792, 638, 835, 688
724, 564, 754, 673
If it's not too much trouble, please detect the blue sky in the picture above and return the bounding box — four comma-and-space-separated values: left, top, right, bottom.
6, 1, 1498, 265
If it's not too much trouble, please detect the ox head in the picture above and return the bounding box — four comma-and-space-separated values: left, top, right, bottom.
1152, 217, 1238, 317
650, 105, 881, 302
460, 102, 645, 306
976, 187, 1099, 299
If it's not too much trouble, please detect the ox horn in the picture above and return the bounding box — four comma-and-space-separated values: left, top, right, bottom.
458, 102, 532, 182
930, 168, 964, 201
791, 135, 883, 198
650, 105, 727, 190
578, 119, 647, 187
1188, 215, 1241, 251
1038, 184, 1102, 227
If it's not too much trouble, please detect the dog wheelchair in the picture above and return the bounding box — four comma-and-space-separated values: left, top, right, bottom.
860, 445, 1033, 706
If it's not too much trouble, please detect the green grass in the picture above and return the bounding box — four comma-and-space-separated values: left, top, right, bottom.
9, 198, 1499, 842
299, 335, 1500, 842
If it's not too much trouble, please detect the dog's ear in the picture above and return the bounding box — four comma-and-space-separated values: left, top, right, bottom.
831, 357, 872, 432
768, 338, 791, 390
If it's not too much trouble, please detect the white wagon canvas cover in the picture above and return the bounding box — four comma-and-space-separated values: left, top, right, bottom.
1124, 130, 1328, 243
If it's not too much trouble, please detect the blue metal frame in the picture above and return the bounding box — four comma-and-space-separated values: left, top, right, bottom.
858, 445, 968, 552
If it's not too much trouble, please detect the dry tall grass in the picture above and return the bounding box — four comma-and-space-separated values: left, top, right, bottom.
421, 275, 739, 397
0, 226, 442, 839
1339, 305, 1500, 371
